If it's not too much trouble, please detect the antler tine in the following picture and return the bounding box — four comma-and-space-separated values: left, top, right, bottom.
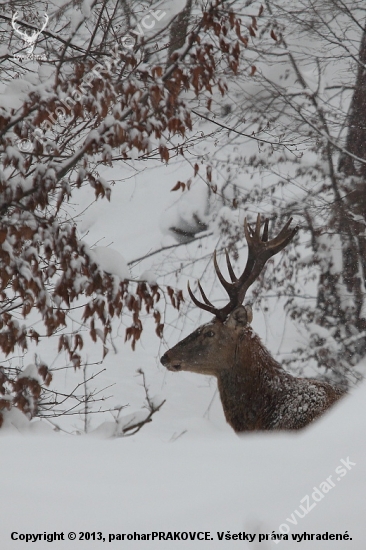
40, 13, 49, 32
225, 249, 237, 282
244, 214, 267, 243
254, 213, 261, 237
235, 217, 256, 286
213, 250, 233, 293
244, 217, 254, 239
197, 280, 215, 307
271, 226, 299, 253
12, 12, 25, 36
270, 217, 293, 242
266, 221, 299, 253
243, 217, 254, 243
187, 281, 218, 316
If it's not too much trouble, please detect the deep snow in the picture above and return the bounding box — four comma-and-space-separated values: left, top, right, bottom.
1, 377, 365, 549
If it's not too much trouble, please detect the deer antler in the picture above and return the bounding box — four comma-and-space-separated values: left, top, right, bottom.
12, 12, 48, 47
12, 12, 30, 41
188, 214, 298, 321
39, 13, 49, 34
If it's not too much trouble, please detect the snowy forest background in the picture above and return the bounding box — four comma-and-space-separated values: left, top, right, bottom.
0, 0, 365, 548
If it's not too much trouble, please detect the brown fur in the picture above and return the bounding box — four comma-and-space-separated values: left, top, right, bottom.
161, 307, 345, 432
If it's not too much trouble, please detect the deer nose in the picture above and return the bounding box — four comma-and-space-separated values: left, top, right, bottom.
160, 353, 169, 366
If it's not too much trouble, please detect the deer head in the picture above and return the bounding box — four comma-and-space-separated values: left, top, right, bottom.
161, 305, 253, 375
161, 214, 298, 376
12, 12, 49, 56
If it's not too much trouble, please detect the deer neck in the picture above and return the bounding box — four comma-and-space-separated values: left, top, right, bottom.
216, 328, 288, 432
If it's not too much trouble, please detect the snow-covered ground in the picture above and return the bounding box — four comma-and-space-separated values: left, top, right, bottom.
1, 376, 365, 549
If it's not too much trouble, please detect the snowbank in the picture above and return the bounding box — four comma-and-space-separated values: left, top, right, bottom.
1, 381, 365, 549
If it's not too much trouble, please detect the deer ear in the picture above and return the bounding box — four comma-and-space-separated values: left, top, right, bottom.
226, 305, 251, 328
245, 304, 253, 324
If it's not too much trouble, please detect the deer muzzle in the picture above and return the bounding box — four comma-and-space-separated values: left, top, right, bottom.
160, 352, 182, 371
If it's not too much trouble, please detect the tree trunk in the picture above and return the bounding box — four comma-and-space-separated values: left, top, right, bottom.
339, 26, 366, 179
317, 23, 366, 374
166, 0, 193, 68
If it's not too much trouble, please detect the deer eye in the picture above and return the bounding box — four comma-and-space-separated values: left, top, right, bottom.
204, 330, 215, 338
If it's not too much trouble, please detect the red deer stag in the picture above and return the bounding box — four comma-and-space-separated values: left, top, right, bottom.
161, 215, 345, 432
